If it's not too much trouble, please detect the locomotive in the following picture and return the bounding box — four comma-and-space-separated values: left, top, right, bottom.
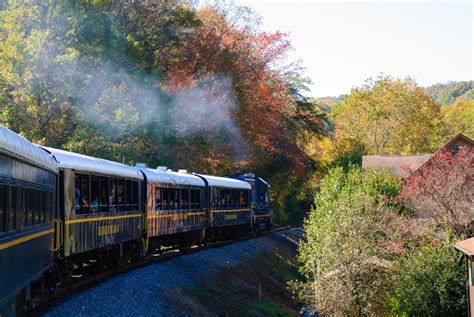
0, 125, 272, 316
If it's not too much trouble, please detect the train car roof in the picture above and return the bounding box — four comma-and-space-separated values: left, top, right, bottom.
42, 147, 143, 180
195, 174, 252, 190
0, 126, 57, 173
138, 168, 205, 187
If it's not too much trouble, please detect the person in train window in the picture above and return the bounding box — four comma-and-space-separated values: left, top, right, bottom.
75, 187, 81, 214
91, 196, 99, 213
109, 196, 116, 212
117, 196, 124, 212
174, 199, 179, 210
162, 199, 168, 210
155, 198, 161, 211
82, 196, 91, 213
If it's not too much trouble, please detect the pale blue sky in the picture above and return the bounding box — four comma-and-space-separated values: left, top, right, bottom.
234, 1, 473, 97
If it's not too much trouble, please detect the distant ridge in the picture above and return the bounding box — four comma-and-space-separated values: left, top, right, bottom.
424, 80, 473, 105
312, 80, 473, 107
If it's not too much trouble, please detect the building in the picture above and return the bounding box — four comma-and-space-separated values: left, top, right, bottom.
455, 238, 474, 317
362, 134, 473, 179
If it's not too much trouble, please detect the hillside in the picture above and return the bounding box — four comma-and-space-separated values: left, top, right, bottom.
424, 81, 473, 105
312, 81, 473, 108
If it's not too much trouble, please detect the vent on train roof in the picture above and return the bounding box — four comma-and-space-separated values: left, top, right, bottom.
136, 163, 147, 168
156, 166, 167, 171
178, 169, 188, 174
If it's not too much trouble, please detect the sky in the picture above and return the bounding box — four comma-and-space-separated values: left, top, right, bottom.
234, 1, 473, 97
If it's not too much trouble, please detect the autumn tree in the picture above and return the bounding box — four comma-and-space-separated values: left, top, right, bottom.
400, 147, 474, 236
331, 76, 442, 156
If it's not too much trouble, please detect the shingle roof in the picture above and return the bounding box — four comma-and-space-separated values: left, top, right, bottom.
362, 155, 431, 178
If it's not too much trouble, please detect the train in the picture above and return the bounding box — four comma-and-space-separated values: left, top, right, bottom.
0, 125, 272, 316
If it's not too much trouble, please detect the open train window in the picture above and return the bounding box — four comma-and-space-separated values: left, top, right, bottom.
34, 189, 41, 224
190, 189, 200, 210
27, 188, 34, 226
100, 177, 109, 213
181, 188, 190, 210
90, 176, 99, 213
125, 180, 132, 210
117, 179, 125, 212
155, 187, 162, 211
132, 181, 138, 211
0, 184, 5, 232
9, 187, 17, 231
19, 188, 26, 229
162, 187, 170, 210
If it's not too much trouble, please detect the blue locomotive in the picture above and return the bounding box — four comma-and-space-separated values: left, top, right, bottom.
228, 173, 272, 231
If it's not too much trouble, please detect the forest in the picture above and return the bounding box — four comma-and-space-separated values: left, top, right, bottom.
1, 1, 473, 315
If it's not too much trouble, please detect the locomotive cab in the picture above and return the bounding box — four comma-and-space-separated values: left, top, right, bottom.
228, 173, 272, 231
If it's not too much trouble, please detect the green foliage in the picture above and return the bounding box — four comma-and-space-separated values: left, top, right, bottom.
295, 166, 401, 315
425, 81, 474, 105
389, 234, 467, 316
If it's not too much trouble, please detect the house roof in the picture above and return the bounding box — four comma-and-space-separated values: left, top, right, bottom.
362, 134, 473, 178
362, 155, 431, 178
442, 133, 474, 151
455, 238, 474, 256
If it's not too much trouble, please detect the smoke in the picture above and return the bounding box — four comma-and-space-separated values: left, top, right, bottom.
14, 1, 249, 162
28, 44, 248, 159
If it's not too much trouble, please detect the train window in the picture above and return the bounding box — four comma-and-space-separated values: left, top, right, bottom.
27, 188, 34, 226
100, 177, 109, 213
74, 174, 81, 214
48, 192, 56, 222
0, 185, 5, 232
41, 190, 47, 223
110, 178, 117, 212
44, 190, 49, 223
117, 179, 125, 212
211, 188, 217, 208
155, 187, 161, 211
181, 188, 190, 210
162, 188, 169, 210
176, 189, 180, 210
81, 174, 90, 214
90, 176, 99, 213
19, 188, 26, 229
169, 189, 176, 210
8, 187, 17, 231
33, 189, 41, 225
190, 189, 197, 209
132, 181, 138, 211
125, 180, 132, 210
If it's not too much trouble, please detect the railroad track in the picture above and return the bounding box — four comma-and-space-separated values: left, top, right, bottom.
26, 225, 300, 316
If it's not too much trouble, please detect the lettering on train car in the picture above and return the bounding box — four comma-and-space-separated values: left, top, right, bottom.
98, 224, 120, 236
224, 214, 238, 221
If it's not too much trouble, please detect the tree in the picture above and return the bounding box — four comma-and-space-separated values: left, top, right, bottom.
389, 233, 466, 316
441, 100, 474, 140
331, 76, 442, 156
293, 167, 402, 316
399, 147, 474, 236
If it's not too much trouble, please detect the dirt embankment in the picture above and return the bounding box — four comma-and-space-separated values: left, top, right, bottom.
44, 228, 303, 317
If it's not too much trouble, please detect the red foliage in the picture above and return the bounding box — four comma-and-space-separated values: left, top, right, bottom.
399, 147, 474, 235
162, 7, 311, 176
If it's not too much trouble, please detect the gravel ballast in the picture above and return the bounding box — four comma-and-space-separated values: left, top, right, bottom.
43, 228, 302, 317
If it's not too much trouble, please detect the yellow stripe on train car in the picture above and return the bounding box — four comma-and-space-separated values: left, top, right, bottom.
0, 228, 54, 251
148, 211, 206, 220
65, 214, 142, 224
210, 209, 251, 213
